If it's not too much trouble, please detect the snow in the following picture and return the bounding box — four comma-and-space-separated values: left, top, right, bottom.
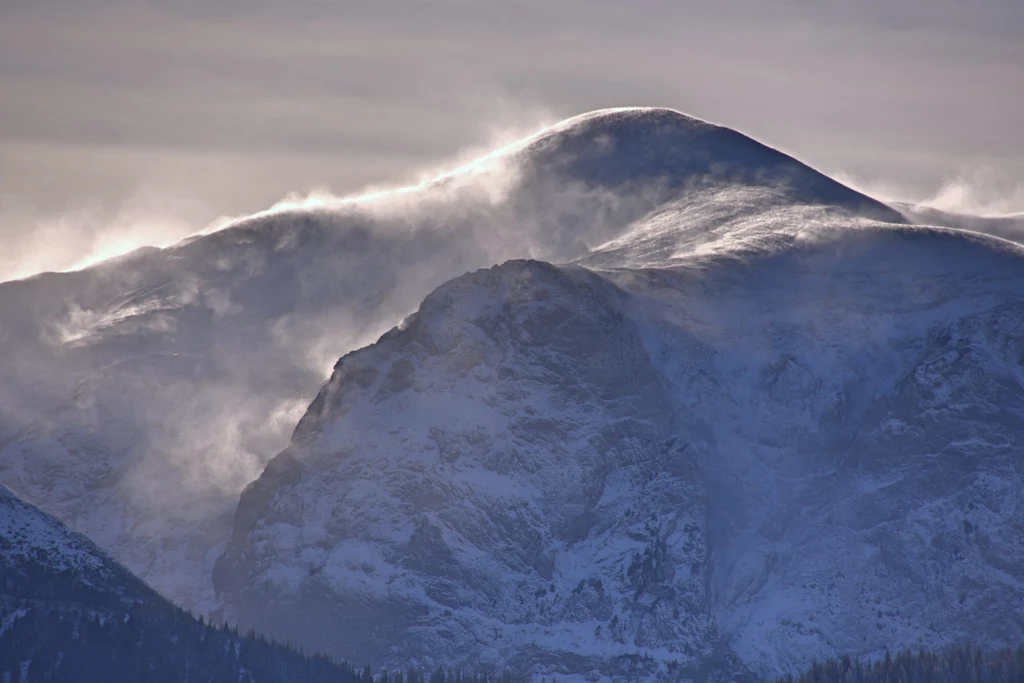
8, 108, 800, 614
0, 485, 155, 618
221, 196, 1024, 677
0, 485, 110, 578
0, 609, 28, 637
2, 107, 1023, 679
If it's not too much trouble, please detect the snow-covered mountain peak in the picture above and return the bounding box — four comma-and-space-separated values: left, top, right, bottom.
212, 106, 899, 267
4, 105, 1021, 680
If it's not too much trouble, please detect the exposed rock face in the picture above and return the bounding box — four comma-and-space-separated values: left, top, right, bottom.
216, 220, 1024, 679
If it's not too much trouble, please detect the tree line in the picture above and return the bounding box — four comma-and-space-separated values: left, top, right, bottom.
775, 644, 1024, 683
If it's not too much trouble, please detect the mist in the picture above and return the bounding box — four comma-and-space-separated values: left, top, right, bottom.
2, 98, 1021, 618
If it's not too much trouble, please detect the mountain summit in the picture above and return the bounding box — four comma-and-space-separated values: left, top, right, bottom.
213, 219, 1024, 678
504, 107, 899, 220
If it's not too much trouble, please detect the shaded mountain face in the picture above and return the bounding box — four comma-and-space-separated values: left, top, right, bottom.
0, 485, 365, 683
215, 223, 1024, 679
214, 260, 733, 680
0, 107, 893, 613
0, 483, 155, 611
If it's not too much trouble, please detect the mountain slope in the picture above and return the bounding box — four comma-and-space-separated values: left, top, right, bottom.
0, 484, 367, 683
215, 216, 1024, 679
0, 107, 898, 613
215, 260, 735, 679
0, 483, 154, 610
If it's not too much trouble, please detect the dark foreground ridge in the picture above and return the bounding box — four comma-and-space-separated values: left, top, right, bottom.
1, 485, 526, 682
0, 485, 351, 682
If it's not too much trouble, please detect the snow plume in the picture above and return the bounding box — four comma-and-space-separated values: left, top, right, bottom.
837, 166, 1024, 217
209, 110, 696, 373
922, 166, 1024, 217
0, 109, 558, 286
0, 188, 216, 283
833, 167, 1024, 247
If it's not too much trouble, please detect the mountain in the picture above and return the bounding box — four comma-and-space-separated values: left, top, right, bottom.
0, 107, 896, 614
214, 203, 1024, 675
0, 482, 155, 612
0, 483, 370, 682
5, 106, 1019, 681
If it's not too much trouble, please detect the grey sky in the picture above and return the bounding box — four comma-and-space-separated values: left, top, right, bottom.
1, 0, 1022, 278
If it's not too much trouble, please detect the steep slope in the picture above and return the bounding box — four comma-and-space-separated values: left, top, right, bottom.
216, 218, 1024, 679
215, 261, 735, 680
0, 484, 366, 683
601, 227, 1024, 676
0, 107, 896, 613
0, 483, 154, 610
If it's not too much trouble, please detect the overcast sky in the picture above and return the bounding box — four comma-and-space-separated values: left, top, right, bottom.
1, 0, 1022, 277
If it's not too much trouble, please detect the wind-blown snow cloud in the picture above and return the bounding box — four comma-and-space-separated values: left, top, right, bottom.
838, 167, 1024, 218
923, 168, 1024, 217
0, 189, 208, 281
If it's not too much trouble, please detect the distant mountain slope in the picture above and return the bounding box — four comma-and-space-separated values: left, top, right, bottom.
0, 484, 366, 683
0, 108, 900, 613
216, 215, 1024, 679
